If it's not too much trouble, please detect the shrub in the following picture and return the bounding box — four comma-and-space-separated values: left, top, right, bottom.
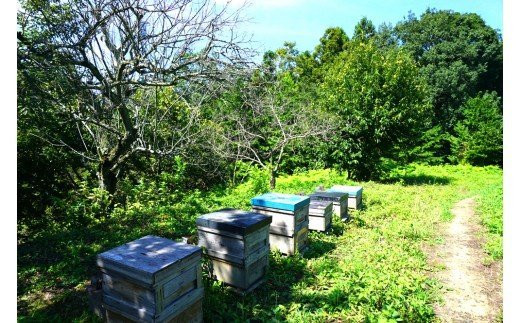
451, 92, 503, 166
317, 41, 431, 180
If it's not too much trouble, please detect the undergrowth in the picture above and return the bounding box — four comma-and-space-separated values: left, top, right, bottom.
17, 164, 502, 322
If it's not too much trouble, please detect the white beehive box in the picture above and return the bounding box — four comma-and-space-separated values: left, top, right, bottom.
251, 193, 310, 255
327, 185, 363, 209
308, 200, 333, 232
310, 191, 349, 221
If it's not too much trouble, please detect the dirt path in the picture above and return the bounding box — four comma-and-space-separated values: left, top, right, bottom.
429, 198, 502, 322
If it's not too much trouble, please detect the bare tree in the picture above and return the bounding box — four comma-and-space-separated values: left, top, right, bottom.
18, 0, 253, 195
209, 77, 334, 189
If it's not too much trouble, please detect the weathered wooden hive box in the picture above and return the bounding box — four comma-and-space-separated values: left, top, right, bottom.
96, 235, 203, 323
308, 200, 333, 232
310, 191, 349, 221
251, 193, 310, 255
327, 185, 363, 209
196, 208, 272, 293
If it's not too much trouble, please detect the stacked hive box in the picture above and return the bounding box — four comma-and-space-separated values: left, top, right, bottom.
327, 185, 363, 209
196, 208, 272, 294
310, 191, 349, 222
251, 193, 310, 255
308, 200, 333, 232
96, 235, 203, 323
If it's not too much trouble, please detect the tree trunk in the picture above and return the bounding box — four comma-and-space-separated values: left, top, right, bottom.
95, 100, 137, 199
269, 168, 276, 190
97, 159, 117, 196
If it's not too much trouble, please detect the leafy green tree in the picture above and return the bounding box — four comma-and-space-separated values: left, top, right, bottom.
313, 27, 349, 64
353, 17, 376, 42
394, 9, 503, 153
373, 22, 398, 49
17, 1, 92, 226
405, 126, 449, 165
209, 75, 333, 189
318, 41, 430, 180
451, 92, 503, 166
18, 0, 251, 196
262, 42, 299, 78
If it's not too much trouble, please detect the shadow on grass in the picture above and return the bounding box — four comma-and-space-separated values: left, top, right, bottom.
380, 173, 451, 186
348, 215, 377, 230
17, 207, 202, 322
304, 237, 336, 259
202, 251, 311, 321
18, 288, 100, 323
353, 202, 368, 212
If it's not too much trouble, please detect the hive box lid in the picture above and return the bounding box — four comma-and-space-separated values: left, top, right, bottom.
196, 208, 272, 235
250, 193, 310, 211
310, 191, 348, 202
310, 200, 333, 210
327, 185, 363, 197
96, 235, 201, 285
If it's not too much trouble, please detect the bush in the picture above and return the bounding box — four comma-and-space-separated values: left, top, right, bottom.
317, 41, 431, 180
451, 92, 503, 166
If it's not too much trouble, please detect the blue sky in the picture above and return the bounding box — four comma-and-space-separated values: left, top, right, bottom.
221, 0, 503, 58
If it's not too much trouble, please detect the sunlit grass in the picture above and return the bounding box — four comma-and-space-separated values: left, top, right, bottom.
17, 164, 502, 322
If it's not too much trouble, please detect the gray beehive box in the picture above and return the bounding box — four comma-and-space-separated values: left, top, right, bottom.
327, 185, 363, 209
310, 191, 349, 221
308, 200, 333, 232
251, 193, 310, 255
196, 208, 272, 293
96, 235, 203, 323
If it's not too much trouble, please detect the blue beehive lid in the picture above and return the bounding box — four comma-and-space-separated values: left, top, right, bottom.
196, 208, 272, 235
251, 192, 310, 212
327, 185, 363, 197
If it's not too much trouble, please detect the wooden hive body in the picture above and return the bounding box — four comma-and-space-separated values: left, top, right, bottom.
196, 209, 272, 292
251, 193, 310, 255
251, 204, 309, 236
96, 235, 203, 322
105, 298, 203, 323
269, 227, 309, 255
308, 200, 333, 232
310, 191, 349, 221
327, 185, 363, 209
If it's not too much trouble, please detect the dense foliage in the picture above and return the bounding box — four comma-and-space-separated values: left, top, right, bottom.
18, 4, 503, 200
394, 9, 503, 158
451, 92, 503, 166
317, 41, 430, 180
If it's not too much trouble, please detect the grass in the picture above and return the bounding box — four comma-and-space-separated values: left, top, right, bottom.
17, 164, 502, 322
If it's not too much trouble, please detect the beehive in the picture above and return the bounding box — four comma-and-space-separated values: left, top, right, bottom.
251, 193, 310, 255
196, 208, 272, 293
308, 200, 333, 232
327, 185, 363, 209
310, 191, 349, 221
96, 235, 203, 323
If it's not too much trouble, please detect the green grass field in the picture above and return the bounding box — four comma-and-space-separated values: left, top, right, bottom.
17, 164, 502, 322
